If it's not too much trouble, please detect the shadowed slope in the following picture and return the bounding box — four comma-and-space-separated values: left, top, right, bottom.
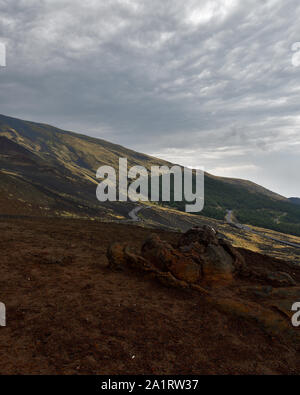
1, 113, 300, 236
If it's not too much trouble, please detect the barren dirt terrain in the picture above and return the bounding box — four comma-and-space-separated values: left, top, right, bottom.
0, 217, 300, 375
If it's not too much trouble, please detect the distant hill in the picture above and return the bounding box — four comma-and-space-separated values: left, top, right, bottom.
1, 113, 300, 236
289, 197, 300, 205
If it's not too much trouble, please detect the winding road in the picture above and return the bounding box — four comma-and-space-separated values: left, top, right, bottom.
127, 206, 300, 249
225, 210, 300, 249
128, 205, 150, 222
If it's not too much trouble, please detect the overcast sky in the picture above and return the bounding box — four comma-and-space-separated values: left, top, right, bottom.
0, 0, 300, 197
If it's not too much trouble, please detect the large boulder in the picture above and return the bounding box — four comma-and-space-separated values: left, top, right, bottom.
202, 244, 234, 285
178, 225, 219, 248
142, 234, 202, 283
106, 226, 300, 345
107, 226, 246, 287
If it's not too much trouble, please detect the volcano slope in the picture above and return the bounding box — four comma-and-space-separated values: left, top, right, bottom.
0, 217, 300, 375
2, 113, 300, 237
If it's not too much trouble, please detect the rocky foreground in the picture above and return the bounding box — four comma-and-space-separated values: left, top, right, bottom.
0, 218, 300, 374
108, 226, 300, 348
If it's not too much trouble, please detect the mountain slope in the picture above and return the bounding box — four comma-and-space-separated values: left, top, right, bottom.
0, 113, 300, 236
290, 197, 300, 205
0, 113, 171, 219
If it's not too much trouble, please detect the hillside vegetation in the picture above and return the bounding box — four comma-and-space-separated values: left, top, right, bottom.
0, 113, 300, 236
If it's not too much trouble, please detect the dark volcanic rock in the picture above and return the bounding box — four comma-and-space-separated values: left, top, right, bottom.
178, 225, 219, 247
107, 225, 247, 287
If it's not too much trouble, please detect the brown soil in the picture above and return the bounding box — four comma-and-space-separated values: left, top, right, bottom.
0, 217, 299, 375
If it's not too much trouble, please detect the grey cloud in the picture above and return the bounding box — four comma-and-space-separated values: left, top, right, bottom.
0, 0, 300, 196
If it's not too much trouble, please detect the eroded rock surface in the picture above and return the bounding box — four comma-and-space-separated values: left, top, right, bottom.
107, 225, 246, 288
107, 226, 300, 344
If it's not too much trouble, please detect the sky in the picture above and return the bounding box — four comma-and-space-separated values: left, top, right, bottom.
0, 0, 300, 197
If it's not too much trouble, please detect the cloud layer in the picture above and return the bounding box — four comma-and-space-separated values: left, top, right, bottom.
1, 0, 300, 196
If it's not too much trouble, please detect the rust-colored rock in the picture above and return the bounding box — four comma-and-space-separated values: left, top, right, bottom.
202, 243, 234, 286
106, 225, 297, 301
107, 242, 128, 270
141, 234, 174, 272
106, 225, 246, 287
104, 225, 300, 347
